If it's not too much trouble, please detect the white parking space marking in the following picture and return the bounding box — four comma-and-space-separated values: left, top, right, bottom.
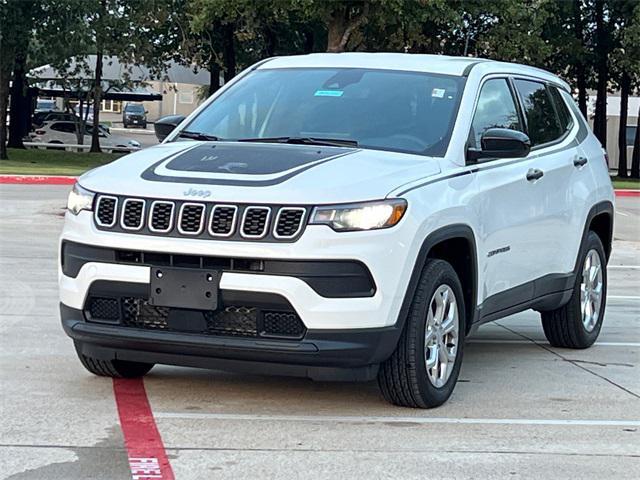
608, 265, 640, 269
616, 211, 629, 217
608, 295, 640, 300
154, 412, 640, 427
469, 340, 640, 347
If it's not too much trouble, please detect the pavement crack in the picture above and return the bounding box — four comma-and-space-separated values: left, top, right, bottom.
494, 321, 640, 400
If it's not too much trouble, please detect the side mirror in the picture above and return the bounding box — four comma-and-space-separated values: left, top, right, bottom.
467, 128, 531, 164
145, 110, 149, 114
154, 114, 186, 142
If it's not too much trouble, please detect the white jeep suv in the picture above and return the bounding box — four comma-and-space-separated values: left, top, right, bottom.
60, 53, 614, 408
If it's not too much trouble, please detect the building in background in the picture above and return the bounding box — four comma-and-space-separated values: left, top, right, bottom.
588, 94, 639, 172
29, 56, 211, 125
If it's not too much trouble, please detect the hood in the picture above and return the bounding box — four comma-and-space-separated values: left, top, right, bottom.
78, 141, 441, 204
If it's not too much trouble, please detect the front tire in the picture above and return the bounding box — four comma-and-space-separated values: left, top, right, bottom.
74, 342, 154, 378
378, 259, 465, 408
541, 231, 607, 349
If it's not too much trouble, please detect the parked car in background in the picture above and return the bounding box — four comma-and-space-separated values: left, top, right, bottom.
122, 103, 148, 128
35, 99, 57, 112
29, 120, 140, 152
32, 111, 110, 134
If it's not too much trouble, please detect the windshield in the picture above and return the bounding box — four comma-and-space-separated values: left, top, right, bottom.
182, 68, 464, 156
126, 104, 145, 113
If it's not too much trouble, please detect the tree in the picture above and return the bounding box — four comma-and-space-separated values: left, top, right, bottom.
0, 0, 34, 159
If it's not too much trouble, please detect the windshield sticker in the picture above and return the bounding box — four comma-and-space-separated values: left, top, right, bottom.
314, 90, 344, 97
431, 88, 446, 98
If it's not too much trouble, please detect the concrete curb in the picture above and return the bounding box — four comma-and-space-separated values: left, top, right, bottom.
615, 189, 640, 197
0, 175, 76, 185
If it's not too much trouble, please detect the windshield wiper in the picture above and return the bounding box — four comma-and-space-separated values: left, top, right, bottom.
177, 130, 220, 141
237, 136, 358, 148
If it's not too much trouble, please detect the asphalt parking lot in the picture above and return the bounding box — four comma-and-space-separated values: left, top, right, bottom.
0, 185, 638, 479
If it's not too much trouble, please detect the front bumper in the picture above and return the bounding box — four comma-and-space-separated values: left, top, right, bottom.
63, 303, 401, 381
59, 209, 420, 379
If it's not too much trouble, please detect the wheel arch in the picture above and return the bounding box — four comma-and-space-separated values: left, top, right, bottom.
576, 201, 614, 269
396, 224, 478, 335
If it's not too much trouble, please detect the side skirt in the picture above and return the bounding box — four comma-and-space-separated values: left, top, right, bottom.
476, 273, 575, 325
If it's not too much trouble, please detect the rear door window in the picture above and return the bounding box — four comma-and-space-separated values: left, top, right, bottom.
514, 79, 562, 146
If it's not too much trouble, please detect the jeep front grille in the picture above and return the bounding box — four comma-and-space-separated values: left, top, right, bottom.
93, 195, 308, 242
95, 196, 117, 227
274, 208, 306, 238
241, 207, 270, 238
209, 205, 237, 236
121, 199, 145, 230
149, 201, 174, 232
178, 203, 205, 235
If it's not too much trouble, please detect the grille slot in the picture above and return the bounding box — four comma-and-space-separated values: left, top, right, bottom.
209, 205, 237, 237
204, 306, 258, 336
121, 199, 145, 230
241, 207, 271, 238
87, 297, 120, 322
274, 208, 306, 238
95, 196, 118, 227
122, 297, 170, 330
178, 203, 205, 235
149, 201, 174, 232
262, 311, 305, 338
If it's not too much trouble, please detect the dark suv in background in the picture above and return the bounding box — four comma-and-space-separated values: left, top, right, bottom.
122, 103, 147, 128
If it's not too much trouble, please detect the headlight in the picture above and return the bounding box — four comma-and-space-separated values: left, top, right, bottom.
67, 183, 95, 215
310, 199, 407, 232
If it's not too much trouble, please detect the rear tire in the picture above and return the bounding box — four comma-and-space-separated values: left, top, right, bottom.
541, 231, 607, 349
74, 342, 154, 378
378, 259, 465, 408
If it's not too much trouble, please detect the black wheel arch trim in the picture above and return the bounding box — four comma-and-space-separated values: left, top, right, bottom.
394, 224, 478, 335
575, 200, 614, 268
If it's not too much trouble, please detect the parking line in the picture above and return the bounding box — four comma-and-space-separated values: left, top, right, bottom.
469, 340, 640, 347
608, 265, 640, 269
608, 295, 640, 300
154, 412, 640, 427
113, 379, 174, 480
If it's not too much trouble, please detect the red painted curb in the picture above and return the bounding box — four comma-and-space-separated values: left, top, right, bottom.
615, 189, 640, 197
113, 378, 175, 480
0, 175, 76, 185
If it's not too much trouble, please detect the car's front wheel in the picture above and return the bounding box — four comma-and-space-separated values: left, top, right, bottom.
378, 259, 465, 408
540, 231, 607, 348
74, 342, 154, 378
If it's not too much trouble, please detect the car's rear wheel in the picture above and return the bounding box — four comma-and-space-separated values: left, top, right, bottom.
378, 259, 465, 408
74, 342, 154, 378
541, 231, 607, 348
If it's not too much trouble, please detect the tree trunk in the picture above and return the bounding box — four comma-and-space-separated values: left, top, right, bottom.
326, 2, 370, 53
208, 59, 220, 96
8, 50, 27, 149
572, 0, 588, 117
222, 23, 236, 83
90, 53, 103, 153
617, 74, 630, 177
631, 104, 640, 179
0, 77, 8, 160
593, 0, 608, 146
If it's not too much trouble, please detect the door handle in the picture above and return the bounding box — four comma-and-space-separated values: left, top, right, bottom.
526, 168, 544, 181
573, 156, 588, 167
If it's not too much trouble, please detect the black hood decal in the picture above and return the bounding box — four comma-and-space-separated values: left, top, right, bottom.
141, 142, 356, 186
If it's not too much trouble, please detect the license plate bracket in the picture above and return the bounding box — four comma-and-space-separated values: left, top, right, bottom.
149, 267, 219, 310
